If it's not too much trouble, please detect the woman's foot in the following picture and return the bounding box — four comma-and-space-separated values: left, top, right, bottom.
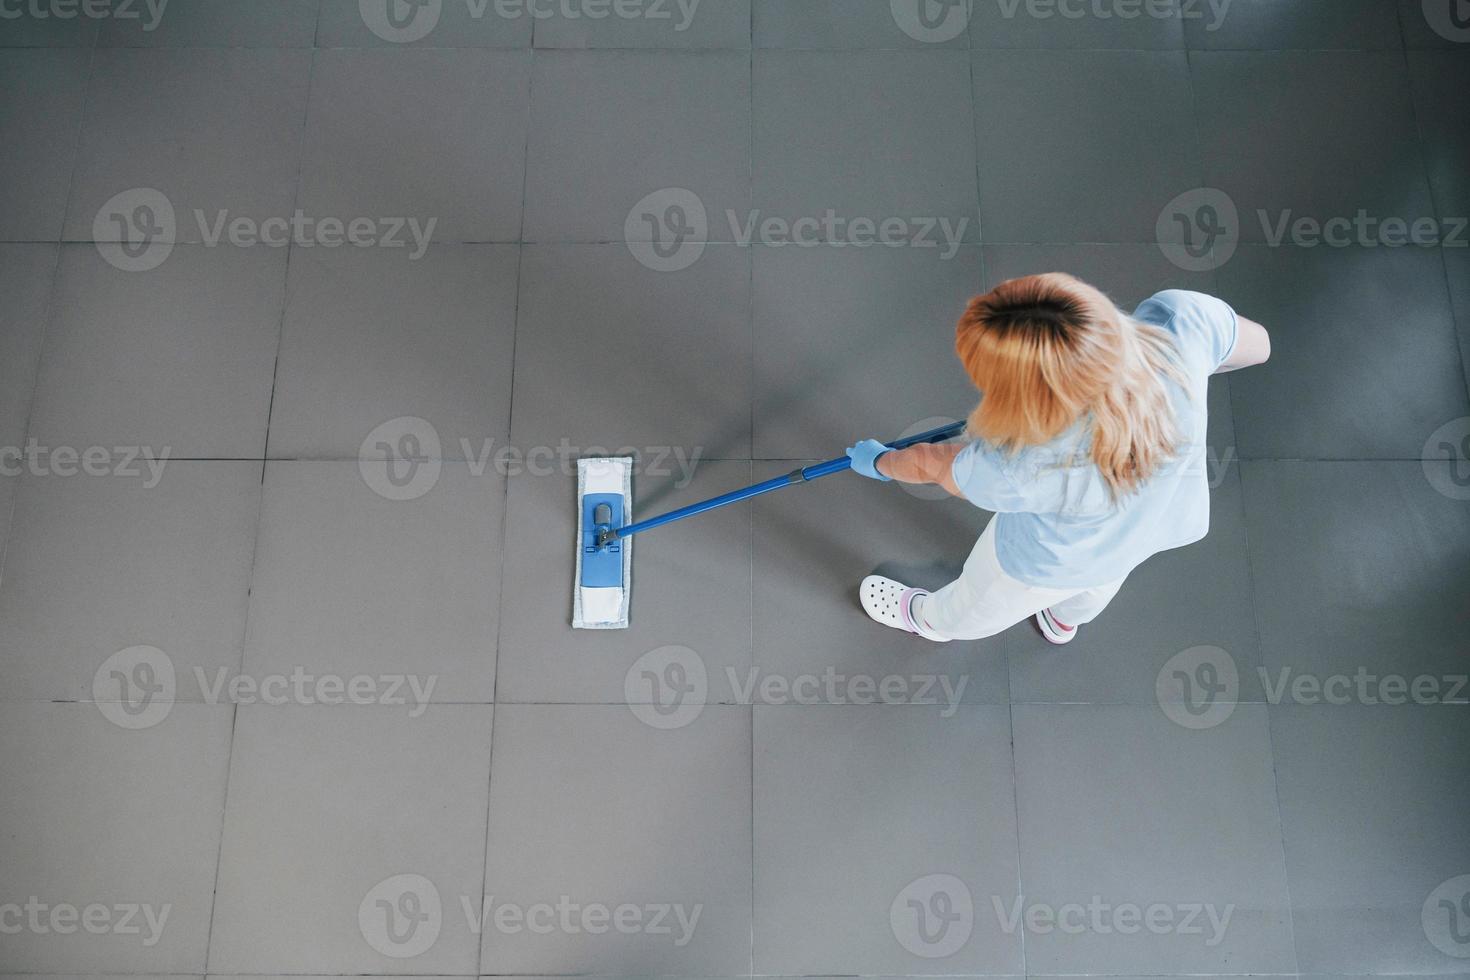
859, 575, 950, 643
1035, 607, 1077, 645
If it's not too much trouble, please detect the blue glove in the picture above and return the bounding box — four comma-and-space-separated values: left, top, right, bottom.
846, 439, 892, 481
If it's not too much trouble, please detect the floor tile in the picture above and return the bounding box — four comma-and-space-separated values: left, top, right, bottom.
753, 50, 978, 243
299, 48, 530, 243
1012, 703, 1295, 974
1007, 464, 1261, 704
207, 703, 494, 974
0, 50, 88, 241
1193, 51, 1435, 244
752, 243, 982, 459
1400, 0, 1470, 47
754, 0, 971, 47
509, 243, 752, 456
533, 0, 750, 47
63, 49, 311, 244
978, 243, 1236, 458
316, 0, 532, 46
753, 704, 1020, 974
481, 704, 751, 975
0, 702, 232, 972
28, 244, 286, 458
1271, 703, 1470, 973
1409, 50, 1470, 224
1447, 245, 1470, 390
1241, 460, 1470, 693
524, 50, 748, 242
752, 460, 1010, 704
267, 244, 518, 459
971, 0, 1185, 47
97, 0, 321, 46
1185, 0, 1403, 49
0, 244, 56, 452
495, 461, 754, 705
244, 461, 502, 704
972, 49, 1196, 243
1220, 245, 1467, 459
0, 461, 260, 701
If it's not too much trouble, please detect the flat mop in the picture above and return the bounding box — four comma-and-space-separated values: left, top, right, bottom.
572, 420, 966, 629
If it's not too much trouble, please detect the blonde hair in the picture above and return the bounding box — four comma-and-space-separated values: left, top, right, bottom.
955, 273, 1185, 498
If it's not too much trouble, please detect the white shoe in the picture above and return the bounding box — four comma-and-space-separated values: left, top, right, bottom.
860, 575, 950, 643
1035, 607, 1078, 645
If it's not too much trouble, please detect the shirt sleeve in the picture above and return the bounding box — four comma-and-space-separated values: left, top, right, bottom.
1135, 290, 1239, 373
950, 440, 1033, 513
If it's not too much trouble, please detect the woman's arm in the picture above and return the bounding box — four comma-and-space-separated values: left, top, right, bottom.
1216, 314, 1271, 373
876, 442, 965, 497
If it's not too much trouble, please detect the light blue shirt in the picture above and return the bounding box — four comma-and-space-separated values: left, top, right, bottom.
950, 290, 1238, 589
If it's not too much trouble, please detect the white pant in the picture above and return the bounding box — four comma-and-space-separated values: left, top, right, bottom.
917, 519, 1128, 641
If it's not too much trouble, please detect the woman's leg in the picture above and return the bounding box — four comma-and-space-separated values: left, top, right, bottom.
1046, 575, 1128, 627
915, 520, 1076, 641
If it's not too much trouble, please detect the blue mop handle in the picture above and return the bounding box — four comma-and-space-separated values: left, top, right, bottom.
599, 420, 967, 546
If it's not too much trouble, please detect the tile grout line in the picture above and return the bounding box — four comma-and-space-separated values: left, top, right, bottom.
1395, 37, 1470, 403
195, 41, 318, 977
473, 39, 538, 980
1006, 701, 1028, 977
2, 39, 99, 589
1232, 458, 1303, 975
746, 4, 757, 974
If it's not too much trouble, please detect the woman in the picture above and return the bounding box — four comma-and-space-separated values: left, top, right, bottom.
847, 274, 1270, 644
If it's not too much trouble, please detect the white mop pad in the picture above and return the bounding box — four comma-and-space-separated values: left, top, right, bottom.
572, 457, 632, 629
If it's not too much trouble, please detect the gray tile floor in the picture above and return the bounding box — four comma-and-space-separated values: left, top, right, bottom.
1, 1, 1468, 977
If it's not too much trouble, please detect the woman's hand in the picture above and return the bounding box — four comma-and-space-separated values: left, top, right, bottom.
846, 439, 892, 481
847, 440, 966, 497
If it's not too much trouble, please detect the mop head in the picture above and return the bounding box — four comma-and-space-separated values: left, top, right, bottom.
572, 457, 632, 629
